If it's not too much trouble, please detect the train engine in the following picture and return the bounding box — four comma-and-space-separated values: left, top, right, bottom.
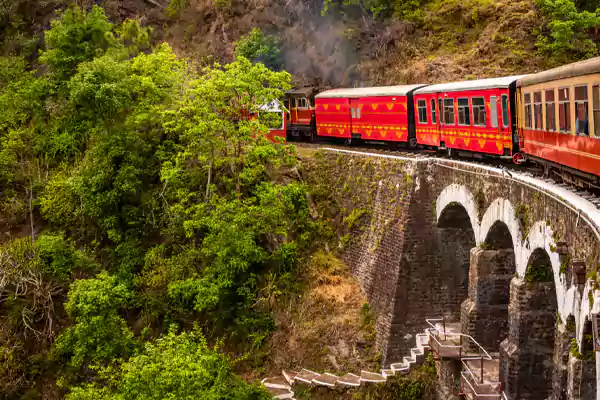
284, 86, 329, 141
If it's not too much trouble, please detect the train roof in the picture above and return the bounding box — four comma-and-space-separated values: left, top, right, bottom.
517, 57, 600, 87
414, 76, 528, 94
315, 85, 427, 98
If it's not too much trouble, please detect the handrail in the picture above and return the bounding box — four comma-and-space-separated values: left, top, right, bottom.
426, 318, 493, 361
461, 372, 503, 398
461, 358, 502, 387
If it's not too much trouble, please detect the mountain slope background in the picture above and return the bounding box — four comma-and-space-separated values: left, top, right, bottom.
2, 0, 599, 87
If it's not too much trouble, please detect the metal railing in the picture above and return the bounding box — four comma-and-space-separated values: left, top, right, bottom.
426, 318, 503, 399
426, 318, 493, 361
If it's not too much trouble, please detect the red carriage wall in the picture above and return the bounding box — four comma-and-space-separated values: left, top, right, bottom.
315, 96, 410, 142
414, 89, 514, 155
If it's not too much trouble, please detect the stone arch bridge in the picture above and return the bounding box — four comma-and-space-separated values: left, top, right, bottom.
307, 147, 600, 400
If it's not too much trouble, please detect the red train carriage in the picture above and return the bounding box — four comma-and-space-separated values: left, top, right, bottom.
413, 76, 526, 158
517, 58, 600, 187
314, 85, 425, 145
284, 87, 328, 140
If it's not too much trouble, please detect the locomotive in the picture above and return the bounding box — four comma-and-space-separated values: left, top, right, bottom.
263, 57, 600, 189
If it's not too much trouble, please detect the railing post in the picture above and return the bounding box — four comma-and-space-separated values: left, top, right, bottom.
459, 335, 462, 359
443, 317, 446, 341
480, 356, 484, 384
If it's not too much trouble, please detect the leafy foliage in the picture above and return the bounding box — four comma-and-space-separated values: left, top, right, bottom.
235, 28, 283, 70
535, 0, 600, 62
55, 272, 136, 370
0, 4, 312, 397
66, 328, 270, 400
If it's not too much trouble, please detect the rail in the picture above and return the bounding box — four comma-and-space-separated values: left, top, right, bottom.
426, 318, 503, 399
460, 372, 503, 399
425, 318, 493, 361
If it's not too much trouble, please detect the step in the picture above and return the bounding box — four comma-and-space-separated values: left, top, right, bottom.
411, 348, 425, 363
294, 369, 321, 384
265, 386, 295, 399
416, 333, 431, 351
313, 372, 339, 387
360, 370, 387, 383
337, 373, 361, 387
390, 362, 409, 373
403, 356, 415, 366
282, 370, 299, 386
381, 368, 395, 377
262, 377, 291, 390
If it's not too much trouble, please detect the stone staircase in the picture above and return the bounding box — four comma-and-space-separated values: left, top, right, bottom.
261, 330, 431, 399
261, 318, 508, 400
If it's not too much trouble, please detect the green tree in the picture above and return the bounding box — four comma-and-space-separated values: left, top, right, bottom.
40, 5, 116, 81
66, 328, 270, 400
235, 28, 282, 70
535, 0, 600, 62
55, 272, 137, 370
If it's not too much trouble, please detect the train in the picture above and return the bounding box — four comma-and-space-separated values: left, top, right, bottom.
262, 57, 600, 189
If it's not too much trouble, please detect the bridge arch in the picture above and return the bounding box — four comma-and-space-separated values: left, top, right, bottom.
436, 184, 480, 244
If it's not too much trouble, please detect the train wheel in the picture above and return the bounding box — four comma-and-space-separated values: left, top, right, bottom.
447, 148, 454, 158
409, 138, 417, 148
344, 138, 352, 146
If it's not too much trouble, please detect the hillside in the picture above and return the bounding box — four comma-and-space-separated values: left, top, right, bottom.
0, 1, 598, 399
3, 0, 598, 86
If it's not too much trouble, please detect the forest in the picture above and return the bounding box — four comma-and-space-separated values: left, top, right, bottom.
0, 5, 318, 398
0, 0, 598, 398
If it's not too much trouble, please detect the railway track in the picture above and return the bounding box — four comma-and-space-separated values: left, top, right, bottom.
294, 139, 600, 209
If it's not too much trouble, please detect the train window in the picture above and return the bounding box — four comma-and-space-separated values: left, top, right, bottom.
490, 96, 498, 128
558, 87, 571, 133
417, 99, 428, 124
443, 98, 455, 125
458, 98, 470, 125
545, 89, 556, 132
431, 99, 437, 124
351, 107, 356, 119
298, 98, 308, 108
534, 92, 543, 130
524, 93, 532, 129
291, 98, 297, 108
594, 85, 600, 138
472, 97, 486, 126
575, 86, 589, 136
356, 107, 361, 118
501, 94, 509, 128
439, 99, 444, 123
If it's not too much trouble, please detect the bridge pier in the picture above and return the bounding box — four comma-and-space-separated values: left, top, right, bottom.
566, 354, 597, 399
435, 358, 462, 400
550, 318, 575, 400
500, 276, 558, 400
460, 247, 515, 353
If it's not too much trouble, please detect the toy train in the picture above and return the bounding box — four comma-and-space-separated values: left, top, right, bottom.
264, 57, 600, 189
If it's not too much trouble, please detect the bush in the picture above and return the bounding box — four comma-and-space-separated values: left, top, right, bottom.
535, 0, 600, 62
55, 272, 137, 369
235, 28, 282, 70
66, 328, 271, 400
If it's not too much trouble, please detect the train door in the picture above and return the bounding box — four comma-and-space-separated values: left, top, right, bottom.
349, 98, 362, 139
489, 91, 504, 155
433, 95, 441, 145
290, 97, 298, 124
438, 94, 450, 148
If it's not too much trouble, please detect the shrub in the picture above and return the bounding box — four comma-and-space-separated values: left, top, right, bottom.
66, 328, 271, 400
